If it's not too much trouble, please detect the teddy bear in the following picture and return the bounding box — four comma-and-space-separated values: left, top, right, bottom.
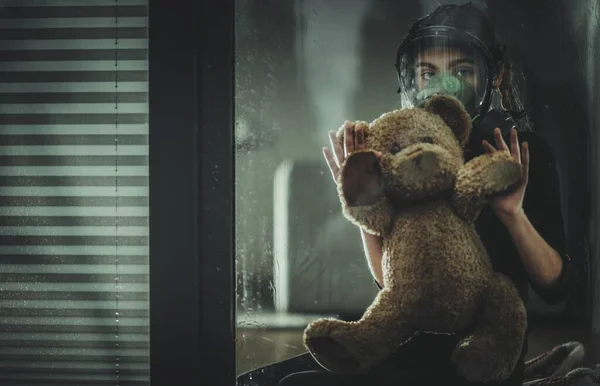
303, 95, 528, 383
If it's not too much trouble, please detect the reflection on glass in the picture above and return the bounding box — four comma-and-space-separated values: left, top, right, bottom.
236, 1, 598, 385
0, 2, 149, 385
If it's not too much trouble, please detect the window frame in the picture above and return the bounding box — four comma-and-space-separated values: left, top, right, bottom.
149, 0, 235, 384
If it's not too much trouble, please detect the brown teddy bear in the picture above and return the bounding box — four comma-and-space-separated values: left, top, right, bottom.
303, 95, 528, 383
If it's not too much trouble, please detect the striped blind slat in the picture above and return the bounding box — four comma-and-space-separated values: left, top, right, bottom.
0, 1, 149, 385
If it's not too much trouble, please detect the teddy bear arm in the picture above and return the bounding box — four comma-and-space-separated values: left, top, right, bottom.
451, 152, 522, 222
342, 197, 394, 237
451, 183, 486, 223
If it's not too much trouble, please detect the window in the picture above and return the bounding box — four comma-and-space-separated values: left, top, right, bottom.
235, 0, 597, 383
0, 1, 149, 385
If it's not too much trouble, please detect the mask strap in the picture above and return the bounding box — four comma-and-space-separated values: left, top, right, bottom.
490, 63, 506, 111
490, 63, 529, 121
489, 88, 505, 111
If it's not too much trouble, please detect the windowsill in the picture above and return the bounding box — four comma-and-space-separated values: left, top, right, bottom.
236, 311, 335, 329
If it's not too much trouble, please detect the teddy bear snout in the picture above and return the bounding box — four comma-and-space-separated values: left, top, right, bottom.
397, 143, 439, 160
405, 147, 424, 159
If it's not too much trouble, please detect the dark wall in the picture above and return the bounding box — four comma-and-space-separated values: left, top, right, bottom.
350, 1, 424, 120
486, 0, 592, 325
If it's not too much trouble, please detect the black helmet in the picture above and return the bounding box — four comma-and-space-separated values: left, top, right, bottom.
395, 3, 505, 125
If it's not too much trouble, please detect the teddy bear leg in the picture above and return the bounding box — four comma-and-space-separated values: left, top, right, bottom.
304, 289, 414, 374
451, 273, 527, 383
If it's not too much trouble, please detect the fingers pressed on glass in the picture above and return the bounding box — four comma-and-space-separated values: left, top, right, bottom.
344, 121, 355, 157
323, 147, 339, 181
355, 125, 366, 149
521, 142, 530, 181
329, 130, 343, 167
510, 128, 521, 163
494, 128, 509, 152
482, 140, 496, 153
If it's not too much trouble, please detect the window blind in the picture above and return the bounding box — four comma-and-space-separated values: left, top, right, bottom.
0, 1, 149, 385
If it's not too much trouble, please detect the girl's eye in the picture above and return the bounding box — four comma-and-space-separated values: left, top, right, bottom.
421, 71, 435, 80
422, 137, 434, 144
455, 68, 474, 77
390, 143, 402, 154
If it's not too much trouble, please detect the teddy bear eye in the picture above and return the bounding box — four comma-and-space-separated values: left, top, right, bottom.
390, 143, 402, 154
422, 136, 434, 144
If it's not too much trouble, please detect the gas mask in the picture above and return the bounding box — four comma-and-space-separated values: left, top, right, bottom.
395, 5, 505, 127
413, 73, 478, 113
395, 30, 498, 126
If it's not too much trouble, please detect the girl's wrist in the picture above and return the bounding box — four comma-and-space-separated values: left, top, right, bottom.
496, 207, 526, 229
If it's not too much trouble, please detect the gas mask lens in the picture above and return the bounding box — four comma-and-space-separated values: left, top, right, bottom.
414, 73, 477, 111
397, 35, 490, 115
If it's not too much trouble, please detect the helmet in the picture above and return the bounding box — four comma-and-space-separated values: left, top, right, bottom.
395, 3, 504, 125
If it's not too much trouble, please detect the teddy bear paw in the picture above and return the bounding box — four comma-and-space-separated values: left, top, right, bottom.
341, 151, 384, 206
304, 320, 364, 373
452, 343, 511, 383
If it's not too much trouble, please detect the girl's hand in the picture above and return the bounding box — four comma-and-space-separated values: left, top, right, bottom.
482, 127, 530, 223
322, 121, 368, 185
323, 121, 384, 286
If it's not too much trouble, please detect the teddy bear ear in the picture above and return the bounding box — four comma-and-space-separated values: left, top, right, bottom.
424, 95, 472, 146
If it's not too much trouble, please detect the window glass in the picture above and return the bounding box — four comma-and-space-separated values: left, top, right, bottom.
235, 0, 598, 384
